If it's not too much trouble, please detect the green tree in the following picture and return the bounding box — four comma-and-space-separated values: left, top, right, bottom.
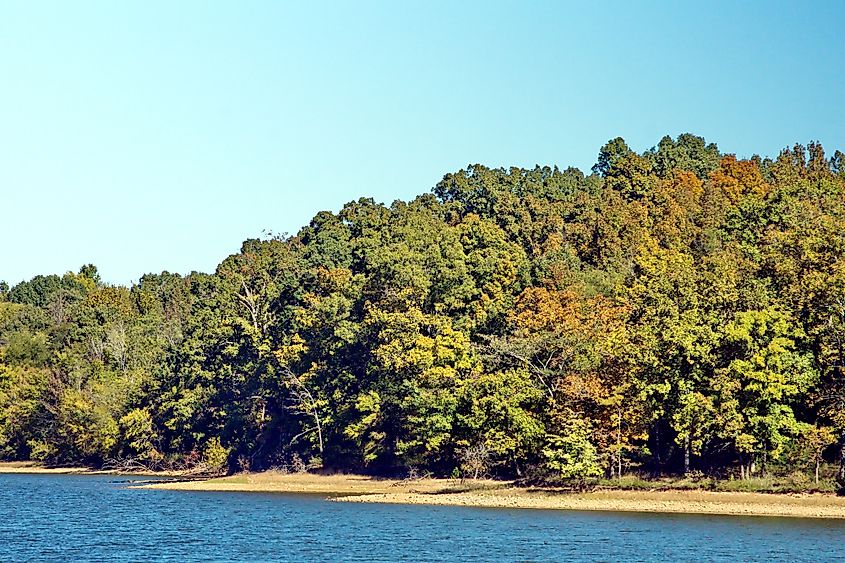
714, 309, 818, 477
543, 409, 602, 480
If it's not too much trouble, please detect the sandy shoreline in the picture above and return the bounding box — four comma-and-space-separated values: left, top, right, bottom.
0, 461, 189, 477
7, 462, 845, 519
335, 488, 845, 519
0, 461, 95, 474
142, 472, 845, 519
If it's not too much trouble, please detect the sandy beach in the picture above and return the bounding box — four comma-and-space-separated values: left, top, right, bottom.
143, 472, 845, 519
0, 461, 95, 474
0, 461, 189, 477
8, 462, 844, 519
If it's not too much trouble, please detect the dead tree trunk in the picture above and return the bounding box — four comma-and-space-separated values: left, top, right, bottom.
283, 367, 324, 457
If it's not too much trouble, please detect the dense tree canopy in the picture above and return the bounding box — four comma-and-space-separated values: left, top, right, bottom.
3, 134, 845, 484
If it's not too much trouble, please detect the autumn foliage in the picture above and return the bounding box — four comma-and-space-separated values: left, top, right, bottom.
2, 135, 845, 484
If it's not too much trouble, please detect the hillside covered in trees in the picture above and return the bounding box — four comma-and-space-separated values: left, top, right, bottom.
3, 134, 845, 486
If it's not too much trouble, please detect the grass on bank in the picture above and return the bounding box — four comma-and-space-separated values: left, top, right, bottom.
3, 459, 839, 495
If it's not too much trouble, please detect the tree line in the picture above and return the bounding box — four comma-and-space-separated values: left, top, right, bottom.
2, 134, 845, 485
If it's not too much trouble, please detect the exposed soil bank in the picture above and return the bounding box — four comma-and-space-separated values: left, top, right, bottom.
145, 472, 845, 519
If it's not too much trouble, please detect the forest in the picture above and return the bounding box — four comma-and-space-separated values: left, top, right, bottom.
2, 134, 845, 487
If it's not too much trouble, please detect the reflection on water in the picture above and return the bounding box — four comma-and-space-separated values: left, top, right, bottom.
3, 473, 844, 562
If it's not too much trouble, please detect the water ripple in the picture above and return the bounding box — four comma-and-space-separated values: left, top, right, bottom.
2, 474, 845, 562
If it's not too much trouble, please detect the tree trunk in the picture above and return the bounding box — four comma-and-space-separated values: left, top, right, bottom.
816, 458, 820, 485
617, 407, 623, 479
684, 435, 690, 475
653, 423, 661, 477
740, 454, 751, 480
838, 433, 845, 481
313, 405, 324, 455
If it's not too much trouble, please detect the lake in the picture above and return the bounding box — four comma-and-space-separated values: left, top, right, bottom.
2, 473, 844, 561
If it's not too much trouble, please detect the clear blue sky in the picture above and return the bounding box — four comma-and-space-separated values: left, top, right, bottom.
2, 1, 843, 286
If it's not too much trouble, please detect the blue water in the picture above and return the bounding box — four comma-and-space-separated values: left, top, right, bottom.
2, 474, 845, 562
